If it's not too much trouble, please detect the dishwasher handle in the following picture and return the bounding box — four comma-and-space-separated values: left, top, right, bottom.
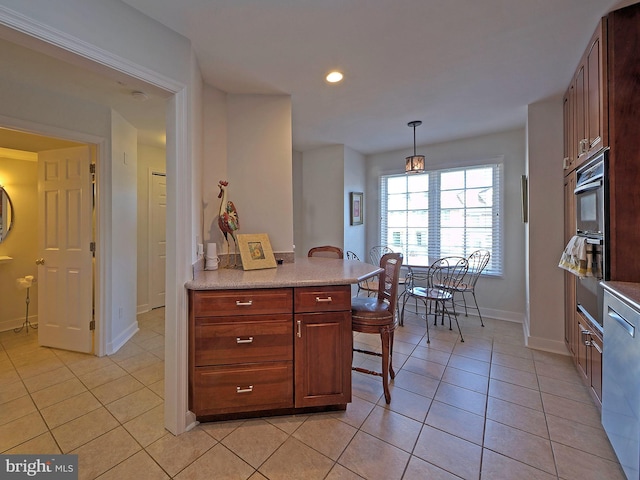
608, 307, 635, 338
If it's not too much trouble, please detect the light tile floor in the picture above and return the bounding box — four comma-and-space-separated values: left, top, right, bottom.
0, 307, 626, 479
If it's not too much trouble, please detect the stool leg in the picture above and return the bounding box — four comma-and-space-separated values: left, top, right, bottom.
381, 327, 391, 404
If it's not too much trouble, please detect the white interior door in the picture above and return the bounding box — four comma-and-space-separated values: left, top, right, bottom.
149, 172, 166, 309
38, 146, 93, 353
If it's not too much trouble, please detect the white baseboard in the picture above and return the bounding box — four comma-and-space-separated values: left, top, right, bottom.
0, 315, 38, 333
525, 334, 571, 356
108, 321, 139, 355
137, 303, 150, 315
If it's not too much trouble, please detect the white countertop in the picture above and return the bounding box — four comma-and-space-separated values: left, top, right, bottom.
186, 258, 382, 290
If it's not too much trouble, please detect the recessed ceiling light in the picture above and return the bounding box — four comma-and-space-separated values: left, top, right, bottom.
326, 71, 344, 83
131, 90, 149, 101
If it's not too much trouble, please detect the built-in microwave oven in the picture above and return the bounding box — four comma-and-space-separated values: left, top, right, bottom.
574, 149, 607, 237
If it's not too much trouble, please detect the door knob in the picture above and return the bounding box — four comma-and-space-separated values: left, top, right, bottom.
35, 258, 45, 265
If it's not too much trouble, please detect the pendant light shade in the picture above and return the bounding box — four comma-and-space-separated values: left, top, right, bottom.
405, 120, 425, 174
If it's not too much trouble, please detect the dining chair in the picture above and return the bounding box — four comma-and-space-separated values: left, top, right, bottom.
351, 252, 403, 404
307, 245, 344, 259
453, 249, 490, 327
400, 256, 468, 343
359, 246, 394, 297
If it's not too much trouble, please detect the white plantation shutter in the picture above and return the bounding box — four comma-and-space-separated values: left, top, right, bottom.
380, 163, 502, 275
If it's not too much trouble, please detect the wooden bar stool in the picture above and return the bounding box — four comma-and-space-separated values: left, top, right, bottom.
307, 245, 344, 258
351, 252, 403, 404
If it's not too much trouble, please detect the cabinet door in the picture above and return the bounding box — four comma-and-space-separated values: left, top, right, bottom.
586, 20, 607, 157
294, 311, 352, 407
563, 86, 575, 171
589, 332, 603, 404
576, 314, 590, 380
574, 63, 588, 163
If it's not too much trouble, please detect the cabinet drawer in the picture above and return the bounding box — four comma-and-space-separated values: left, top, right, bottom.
295, 285, 351, 313
193, 362, 293, 415
193, 289, 293, 316
194, 315, 293, 366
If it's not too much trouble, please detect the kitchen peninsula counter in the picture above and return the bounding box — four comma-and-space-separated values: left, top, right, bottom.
186, 257, 382, 421
186, 257, 382, 290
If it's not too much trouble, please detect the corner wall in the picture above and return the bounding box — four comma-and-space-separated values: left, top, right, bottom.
525, 97, 567, 353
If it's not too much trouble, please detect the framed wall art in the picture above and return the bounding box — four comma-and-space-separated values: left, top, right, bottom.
237, 233, 277, 270
350, 192, 363, 225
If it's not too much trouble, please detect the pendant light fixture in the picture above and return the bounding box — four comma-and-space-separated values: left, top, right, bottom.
405, 120, 425, 174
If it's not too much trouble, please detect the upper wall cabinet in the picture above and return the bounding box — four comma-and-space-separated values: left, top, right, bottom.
564, 18, 608, 172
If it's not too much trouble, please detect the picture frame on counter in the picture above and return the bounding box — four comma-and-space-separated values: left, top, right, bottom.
350, 192, 363, 225
237, 233, 278, 270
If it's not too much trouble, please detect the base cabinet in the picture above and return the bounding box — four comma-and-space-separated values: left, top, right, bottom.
574, 310, 603, 404
189, 285, 352, 420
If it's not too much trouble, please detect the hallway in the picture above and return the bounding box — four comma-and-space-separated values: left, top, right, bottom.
0, 309, 625, 479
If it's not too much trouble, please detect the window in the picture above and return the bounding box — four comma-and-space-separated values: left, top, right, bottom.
380, 163, 502, 275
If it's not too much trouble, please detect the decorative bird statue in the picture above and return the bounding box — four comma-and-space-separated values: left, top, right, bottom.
217, 180, 240, 267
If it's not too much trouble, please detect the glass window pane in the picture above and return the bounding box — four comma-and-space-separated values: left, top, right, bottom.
465, 187, 493, 207
466, 167, 493, 188
387, 176, 407, 194
441, 171, 465, 190
407, 174, 429, 192
441, 190, 465, 208
388, 193, 407, 210
407, 192, 428, 209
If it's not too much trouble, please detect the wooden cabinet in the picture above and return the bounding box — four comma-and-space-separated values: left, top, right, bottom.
189, 288, 294, 417
575, 311, 603, 404
563, 3, 640, 408
189, 284, 353, 420
294, 285, 352, 407
565, 18, 608, 169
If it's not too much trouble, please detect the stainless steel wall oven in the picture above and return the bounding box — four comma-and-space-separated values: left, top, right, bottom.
574, 149, 609, 329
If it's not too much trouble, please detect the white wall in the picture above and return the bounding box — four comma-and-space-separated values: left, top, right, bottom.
202, 85, 228, 248
0, 156, 38, 330
344, 146, 366, 259
137, 143, 166, 313
299, 145, 345, 256
292, 149, 303, 255
226, 94, 293, 254
367, 129, 527, 322
525, 97, 566, 353
109, 110, 138, 353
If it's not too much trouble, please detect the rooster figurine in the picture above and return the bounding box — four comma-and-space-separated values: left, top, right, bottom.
217, 180, 240, 267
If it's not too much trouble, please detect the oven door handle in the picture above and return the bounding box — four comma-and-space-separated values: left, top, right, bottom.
574, 178, 602, 195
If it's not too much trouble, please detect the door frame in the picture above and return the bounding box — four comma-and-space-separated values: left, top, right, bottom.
0, 10, 193, 435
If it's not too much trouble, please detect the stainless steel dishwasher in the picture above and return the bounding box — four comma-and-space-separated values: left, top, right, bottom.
602, 287, 640, 480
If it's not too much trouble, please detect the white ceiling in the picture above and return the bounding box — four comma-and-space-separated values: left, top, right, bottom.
0, 0, 636, 155
120, 0, 633, 154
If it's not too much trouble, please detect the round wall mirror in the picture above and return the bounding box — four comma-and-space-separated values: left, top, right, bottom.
0, 187, 14, 243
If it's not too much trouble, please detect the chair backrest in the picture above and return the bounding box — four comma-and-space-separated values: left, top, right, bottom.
404, 266, 430, 291
345, 251, 360, 261
308, 245, 344, 259
376, 252, 403, 313
465, 249, 490, 287
429, 256, 469, 291
369, 246, 393, 266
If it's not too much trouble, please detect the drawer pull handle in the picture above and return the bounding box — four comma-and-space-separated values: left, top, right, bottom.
236, 337, 254, 344
235, 300, 253, 306
315, 296, 332, 303
297, 320, 302, 338
236, 386, 253, 394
